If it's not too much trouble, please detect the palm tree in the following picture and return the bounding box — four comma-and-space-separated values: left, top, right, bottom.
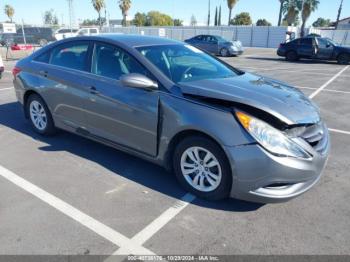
119, 0, 131, 27
278, 0, 286, 26
4, 5, 15, 23
282, 0, 301, 26
227, 0, 238, 26
300, 0, 319, 37
91, 0, 105, 29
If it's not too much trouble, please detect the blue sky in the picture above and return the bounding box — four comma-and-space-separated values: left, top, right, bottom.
0, 0, 348, 26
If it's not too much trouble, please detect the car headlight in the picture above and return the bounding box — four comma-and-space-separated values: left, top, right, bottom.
236, 111, 311, 159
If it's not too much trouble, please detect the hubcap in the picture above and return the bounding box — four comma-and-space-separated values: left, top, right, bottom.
180, 146, 222, 192
29, 101, 47, 131
221, 49, 228, 56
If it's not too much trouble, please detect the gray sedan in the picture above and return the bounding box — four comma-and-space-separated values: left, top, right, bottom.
185, 35, 243, 57
13, 35, 329, 203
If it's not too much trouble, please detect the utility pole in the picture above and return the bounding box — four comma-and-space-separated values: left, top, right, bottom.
67, 0, 75, 32
207, 0, 211, 26
335, 0, 344, 30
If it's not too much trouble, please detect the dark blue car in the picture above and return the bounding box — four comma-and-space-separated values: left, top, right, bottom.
277, 37, 350, 64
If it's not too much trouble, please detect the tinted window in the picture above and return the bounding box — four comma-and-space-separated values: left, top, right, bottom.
317, 38, 332, 48
92, 43, 148, 80
300, 38, 312, 46
50, 42, 89, 71
138, 44, 238, 84
194, 35, 204, 41
35, 51, 51, 63
90, 29, 98, 34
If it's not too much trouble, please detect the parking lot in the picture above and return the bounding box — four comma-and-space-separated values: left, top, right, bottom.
0, 47, 349, 259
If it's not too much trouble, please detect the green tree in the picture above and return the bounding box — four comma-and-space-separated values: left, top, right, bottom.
146, 11, 173, 26
300, 0, 320, 37
230, 12, 252, 25
173, 19, 183, 26
133, 12, 147, 26
227, 0, 238, 26
190, 14, 197, 27
218, 6, 222, 26
119, 0, 132, 26
4, 4, 14, 22
214, 6, 218, 26
44, 9, 58, 25
91, 0, 105, 29
312, 17, 331, 27
256, 19, 272, 26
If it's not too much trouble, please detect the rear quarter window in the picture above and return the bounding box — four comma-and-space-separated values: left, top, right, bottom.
34, 51, 51, 63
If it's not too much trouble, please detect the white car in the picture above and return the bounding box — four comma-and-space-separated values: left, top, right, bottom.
75, 28, 99, 36
54, 28, 78, 41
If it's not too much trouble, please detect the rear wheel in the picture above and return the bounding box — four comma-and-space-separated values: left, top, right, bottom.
26, 94, 56, 135
173, 136, 232, 200
337, 53, 350, 65
286, 51, 298, 61
39, 39, 48, 46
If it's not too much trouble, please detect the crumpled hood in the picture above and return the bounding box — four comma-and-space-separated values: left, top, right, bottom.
179, 72, 321, 125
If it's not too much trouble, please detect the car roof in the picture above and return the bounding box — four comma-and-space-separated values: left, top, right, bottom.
90, 34, 183, 47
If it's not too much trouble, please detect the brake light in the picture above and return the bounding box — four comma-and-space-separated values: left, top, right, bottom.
12, 66, 21, 77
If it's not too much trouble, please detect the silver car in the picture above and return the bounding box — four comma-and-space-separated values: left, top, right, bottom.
13, 35, 329, 203
185, 35, 243, 57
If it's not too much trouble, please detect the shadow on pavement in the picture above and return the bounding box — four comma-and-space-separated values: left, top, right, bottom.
245, 56, 339, 65
0, 101, 263, 212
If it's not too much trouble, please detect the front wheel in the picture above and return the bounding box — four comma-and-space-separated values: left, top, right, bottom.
26, 94, 57, 135
286, 51, 298, 61
173, 136, 232, 200
337, 53, 350, 65
220, 48, 230, 57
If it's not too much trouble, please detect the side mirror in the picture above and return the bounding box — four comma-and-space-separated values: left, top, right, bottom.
326, 43, 331, 48
120, 73, 158, 90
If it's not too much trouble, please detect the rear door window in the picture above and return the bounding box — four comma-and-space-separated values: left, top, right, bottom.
300, 38, 312, 46
50, 42, 90, 71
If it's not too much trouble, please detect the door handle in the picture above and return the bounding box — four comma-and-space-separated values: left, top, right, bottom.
39, 70, 48, 77
90, 86, 99, 95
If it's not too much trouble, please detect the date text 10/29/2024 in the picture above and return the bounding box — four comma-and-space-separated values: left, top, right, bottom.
127, 255, 220, 261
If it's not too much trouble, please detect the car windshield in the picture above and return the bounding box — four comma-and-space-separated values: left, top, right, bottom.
137, 44, 239, 84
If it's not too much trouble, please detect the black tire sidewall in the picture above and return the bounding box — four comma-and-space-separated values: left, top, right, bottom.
26, 94, 56, 135
173, 136, 232, 200
220, 48, 229, 57
338, 54, 350, 65
286, 51, 297, 61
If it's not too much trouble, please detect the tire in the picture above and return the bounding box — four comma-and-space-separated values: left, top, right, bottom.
337, 53, 350, 65
39, 39, 48, 47
173, 136, 232, 200
286, 51, 298, 61
220, 48, 229, 57
26, 94, 56, 135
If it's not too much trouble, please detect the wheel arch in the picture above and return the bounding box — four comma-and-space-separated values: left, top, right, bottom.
23, 90, 45, 118
164, 129, 232, 174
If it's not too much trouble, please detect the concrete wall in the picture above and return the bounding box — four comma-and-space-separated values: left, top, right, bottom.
102, 26, 290, 48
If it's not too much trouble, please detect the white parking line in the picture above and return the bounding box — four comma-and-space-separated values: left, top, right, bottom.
111, 193, 196, 256
309, 66, 349, 99
297, 86, 350, 95
0, 164, 155, 256
328, 128, 350, 135
0, 87, 14, 91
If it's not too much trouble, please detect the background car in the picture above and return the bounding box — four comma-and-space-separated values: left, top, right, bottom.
185, 35, 243, 57
16, 27, 55, 46
277, 36, 350, 64
75, 27, 99, 36
54, 28, 78, 41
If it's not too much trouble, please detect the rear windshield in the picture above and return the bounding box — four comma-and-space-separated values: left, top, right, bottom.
137, 44, 239, 84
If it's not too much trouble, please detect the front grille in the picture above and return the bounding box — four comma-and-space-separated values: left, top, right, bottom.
301, 122, 328, 155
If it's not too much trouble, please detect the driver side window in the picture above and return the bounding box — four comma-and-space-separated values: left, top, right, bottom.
92, 43, 149, 80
